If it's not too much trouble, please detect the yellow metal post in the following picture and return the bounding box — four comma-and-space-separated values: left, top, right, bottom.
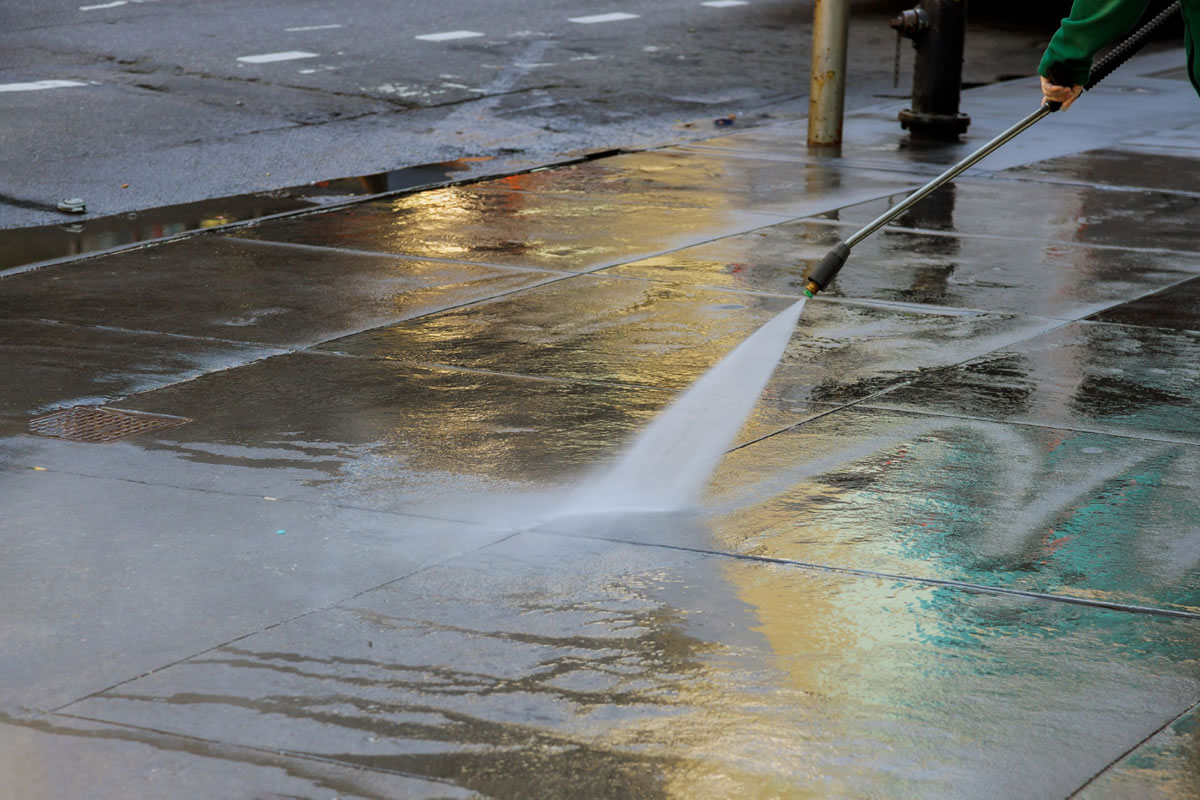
807, 0, 849, 147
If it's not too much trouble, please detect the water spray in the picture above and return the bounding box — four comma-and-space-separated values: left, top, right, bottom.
804, 1, 1182, 298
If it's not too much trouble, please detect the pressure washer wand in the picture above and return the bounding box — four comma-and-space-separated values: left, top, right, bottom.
803, 0, 1182, 298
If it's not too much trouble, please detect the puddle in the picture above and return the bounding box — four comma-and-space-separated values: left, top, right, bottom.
0, 194, 316, 275
0, 158, 494, 274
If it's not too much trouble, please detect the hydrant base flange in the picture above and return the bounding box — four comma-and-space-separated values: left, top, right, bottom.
899, 108, 971, 138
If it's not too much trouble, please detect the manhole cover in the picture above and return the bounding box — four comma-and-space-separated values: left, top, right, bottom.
27, 406, 190, 443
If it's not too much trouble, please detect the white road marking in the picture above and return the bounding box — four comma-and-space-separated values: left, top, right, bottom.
415, 30, 485, 42
285, 24, 343, 32
568, 12, 640, 23
702, 0, 749, 6
237, 51, 319, 64
372, 83, 428, 97
0, 80, 88, 92
79, 0, 156, 10
439, 81, 487, 94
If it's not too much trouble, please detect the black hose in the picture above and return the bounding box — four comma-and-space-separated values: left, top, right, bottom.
1086, 1, 1182, 89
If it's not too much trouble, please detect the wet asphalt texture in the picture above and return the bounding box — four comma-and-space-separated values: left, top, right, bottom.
0, 0, 1071, 229
3, 49, 1200, 798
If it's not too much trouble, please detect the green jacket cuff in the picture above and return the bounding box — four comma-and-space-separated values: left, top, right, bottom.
1038, 56, 1092, 86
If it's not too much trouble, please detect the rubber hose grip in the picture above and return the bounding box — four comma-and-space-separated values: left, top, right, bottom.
808, 242, 851, 292
1086, 1, 1182, 90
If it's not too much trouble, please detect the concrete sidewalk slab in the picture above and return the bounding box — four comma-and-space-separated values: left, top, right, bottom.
0, 237, 557, 348
0, 465, 508, 709
0, 318, 282, 423
871, 321, 1200, 445
1092, 275, 1200, 332
234, 185, 791, 274
0, 711, 471, 799
1007, 146, 1200, 195
56, 532, 1200, 798
702, 404, 1200, 615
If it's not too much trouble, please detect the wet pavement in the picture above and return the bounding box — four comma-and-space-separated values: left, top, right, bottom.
0, 158, 549, 276
3, 50, 1200, 798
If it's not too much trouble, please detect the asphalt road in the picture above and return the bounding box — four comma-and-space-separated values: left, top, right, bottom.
1, 0, 1057, 227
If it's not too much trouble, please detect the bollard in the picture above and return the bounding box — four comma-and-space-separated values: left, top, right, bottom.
808, 0, 850, 147
894, 0, 971, 139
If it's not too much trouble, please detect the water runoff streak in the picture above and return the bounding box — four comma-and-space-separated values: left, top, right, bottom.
569, 298, 807, 514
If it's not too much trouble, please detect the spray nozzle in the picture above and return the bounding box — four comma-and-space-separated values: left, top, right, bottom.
805, 242, 851, 297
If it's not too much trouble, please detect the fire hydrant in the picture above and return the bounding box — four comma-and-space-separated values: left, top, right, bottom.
892, 0, 971, 139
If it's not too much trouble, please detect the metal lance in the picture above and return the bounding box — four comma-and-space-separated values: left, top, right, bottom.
803, 0, 1183, 298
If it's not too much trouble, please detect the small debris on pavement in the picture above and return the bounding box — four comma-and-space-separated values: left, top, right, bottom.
714, 115, 736, 127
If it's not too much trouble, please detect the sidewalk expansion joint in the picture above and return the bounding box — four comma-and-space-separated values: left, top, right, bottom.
222, 236, 577, 276
71, 319, 291, 350
1067, 698, 1200, 797
805, 219, 1200, 258
49, 528, 521, 717
590, 267, 1002, 317
309, 278, 575, 353
416, 362, 670, 392
1078, 314, 1200, 339
857, 402, 1200, 447
679, 143, 961, 178
0, 461, 507, 535
539, 529, 1200, 622
32, 709, 464, 789
727, 380, 916, 454
988, 170, 1200, 200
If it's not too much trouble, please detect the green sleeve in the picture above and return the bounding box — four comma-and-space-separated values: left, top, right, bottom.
1038, 0, 1151, 85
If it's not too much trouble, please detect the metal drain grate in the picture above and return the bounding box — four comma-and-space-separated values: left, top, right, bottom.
27, 406, 190, 443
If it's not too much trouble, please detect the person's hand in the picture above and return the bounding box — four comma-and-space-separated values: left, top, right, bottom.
1040, 75, 1083, 110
